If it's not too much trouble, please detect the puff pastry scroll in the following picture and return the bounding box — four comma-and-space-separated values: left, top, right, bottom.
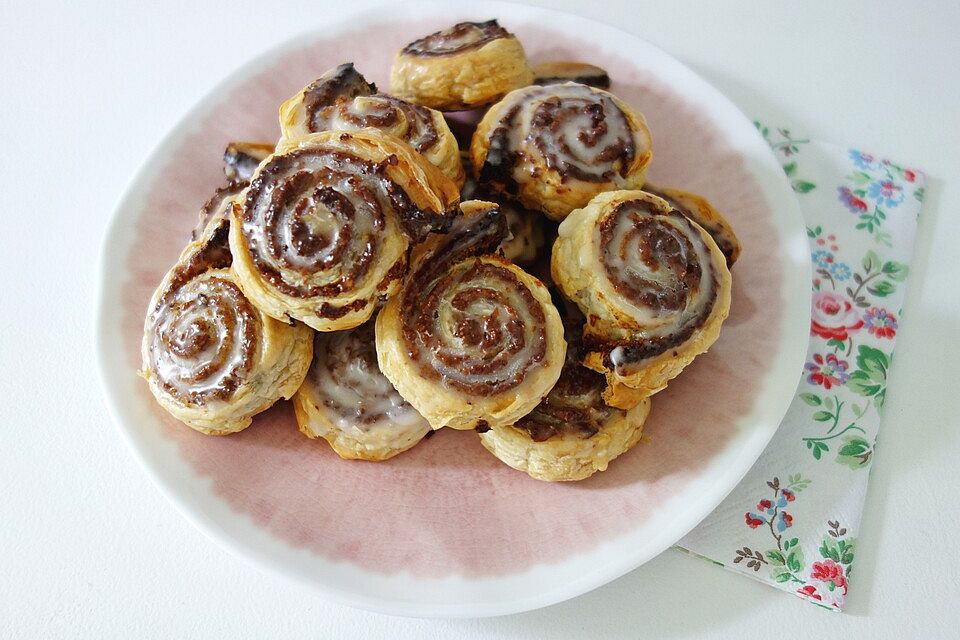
479, 303, 652, 481
229, 130, 460, 332
552, 190, 732, 408
390, 20, 534, 111
141, 194, 313, 435
279, 63, 463, 186
376, 201, 565, 430
293, 322, 430, 460
470, 82, 652, 221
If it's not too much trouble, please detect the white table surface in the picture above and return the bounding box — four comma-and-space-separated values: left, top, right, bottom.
3, 0, 959, 637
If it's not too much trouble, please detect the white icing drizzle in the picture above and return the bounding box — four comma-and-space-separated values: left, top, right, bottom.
494, 83, 636, 187
150, 271, 257, 405
597, 201, 719, 373
242, 147, 403, 296
313, 95, 439, 154
305, 325, 429, 444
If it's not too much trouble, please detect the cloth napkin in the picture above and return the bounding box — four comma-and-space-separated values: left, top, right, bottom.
676, 122, 925, 610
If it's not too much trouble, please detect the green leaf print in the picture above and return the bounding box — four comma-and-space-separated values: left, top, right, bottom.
793, 180, 816, 193
799, 393, 822, 406
786, 547, 805, 573
881, 260, 909, 281
847, 346, 890, 409
783, 162, 797, 176
862, 250, 882, 273
836, 436, 873, 470
867, 280, 895, 297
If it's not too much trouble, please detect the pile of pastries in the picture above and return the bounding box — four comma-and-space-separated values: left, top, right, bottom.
140, 20, 740, 481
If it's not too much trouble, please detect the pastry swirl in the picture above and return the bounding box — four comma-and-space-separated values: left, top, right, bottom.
279, 63, 464, 186
229, 130, 460, 332
479, 305, 652, 481
552, 190, 731, 408
376, 201, 565, 430
390, 20, 534, 111
471, 82, 652, 221
293, 323, 430, 460
142, 203, 313, 435
642, 184, 741, 267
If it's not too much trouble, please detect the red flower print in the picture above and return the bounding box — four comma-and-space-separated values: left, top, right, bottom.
838, 186, 869, 213
805, 353, 851, 389
745, 512, 765, 529
904, 169, 916, 183
798, 585, 822, 601
811, 559, 848, 594
810, 291, 864, 341
863, 307, 898, 339
757, 499, 772, 511
781, 489, 795, 502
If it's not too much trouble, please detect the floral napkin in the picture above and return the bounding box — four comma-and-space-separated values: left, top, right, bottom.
676, 123, 925, 610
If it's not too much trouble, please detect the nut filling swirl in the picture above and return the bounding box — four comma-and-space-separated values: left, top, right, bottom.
298, 64, 440, 155
397, 205, 552, 397
306, 324, 426, 431
240, 147, 412, 306
148, 268, 260, 406
401, 20, 509, 57
480, 83, 636, 187
514, 312, 611, 442
591, 199, 719, 371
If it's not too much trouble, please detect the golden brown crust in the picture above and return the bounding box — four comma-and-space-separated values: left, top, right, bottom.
141, 214, 313, 435
279, 64, 464, 186
552, 190, 732, 407
292, 324, 430, 460
375, 201, 565, 430
390, 21, 534, 111
470, 83, 652, 221
228, 130, 459, 332
479, 397, 651, 481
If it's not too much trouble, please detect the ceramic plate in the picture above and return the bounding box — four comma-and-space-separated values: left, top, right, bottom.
97, 1, 810, 618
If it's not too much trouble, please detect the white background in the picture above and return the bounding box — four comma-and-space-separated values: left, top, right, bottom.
2, 0, 958, 637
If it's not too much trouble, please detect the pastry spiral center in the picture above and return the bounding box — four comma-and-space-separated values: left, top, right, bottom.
402, 259, 547, 395
150, 275, 259, 405
242, 147, 410, 299
483, 84, 636, 186
316, 95, 440, 154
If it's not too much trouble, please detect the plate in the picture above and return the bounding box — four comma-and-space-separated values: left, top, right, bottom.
97, 1, 810, 618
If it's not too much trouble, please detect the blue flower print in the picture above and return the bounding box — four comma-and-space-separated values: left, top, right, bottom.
867, 179, 905, 208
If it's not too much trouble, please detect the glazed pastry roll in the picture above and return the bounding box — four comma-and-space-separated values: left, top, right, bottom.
279, 63, 464, 186
642, 184, 741, 267
479, 308, 652, 482
141, 200, 313, 435
293, 322, 430, 461
552, 190, 732, 408
223, 141, 275, 183
532, 61, 610, 89
471, 82, 652, 221
390, 20, 534, 111
229, 129, 460, 332
376, 201, 566, 430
